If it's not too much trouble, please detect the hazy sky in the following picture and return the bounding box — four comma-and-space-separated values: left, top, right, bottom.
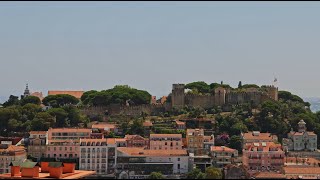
1, 1, 320, 102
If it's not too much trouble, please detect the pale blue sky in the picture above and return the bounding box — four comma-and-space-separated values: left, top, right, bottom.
1, 1, 320, 102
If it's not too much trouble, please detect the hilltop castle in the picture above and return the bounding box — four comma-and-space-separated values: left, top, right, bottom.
171, 84, 278, 110
82, 83, 278, 116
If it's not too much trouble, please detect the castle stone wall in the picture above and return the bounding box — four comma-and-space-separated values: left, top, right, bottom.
185, 94, 215, 109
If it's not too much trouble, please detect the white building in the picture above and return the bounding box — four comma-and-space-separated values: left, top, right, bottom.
79, 138, 117, 177
116, 147, 190, 178
283, 120, 317, 151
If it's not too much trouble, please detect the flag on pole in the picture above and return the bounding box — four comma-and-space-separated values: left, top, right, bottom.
274, 77, 277, 82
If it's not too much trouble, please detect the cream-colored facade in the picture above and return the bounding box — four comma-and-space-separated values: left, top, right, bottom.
0, 145, 26, 174
283, 120, 317, 151
27, 131, 47, 160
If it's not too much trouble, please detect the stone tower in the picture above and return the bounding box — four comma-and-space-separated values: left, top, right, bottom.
266, 85, 278, 101
24, 83, 30, 98
298, 119, 307, 133
171, 84, 185, 109
214, 87, 226, 106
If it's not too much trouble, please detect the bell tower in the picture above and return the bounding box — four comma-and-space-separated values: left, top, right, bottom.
298, 119, 307, 133
24, 83, 30, 98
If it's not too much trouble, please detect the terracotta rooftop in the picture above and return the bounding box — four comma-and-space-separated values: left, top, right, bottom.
48, 90, 84, 99
242, 131, 275, 141
244, 142, 283, 152
284, 167, 320, 175
175, 120, 185, 125
117, 147, 188, 157
253, 172, 286, 179
29, 131, 47, 135
0, 170, 96, 179
211, 146, 237, 153
91, 123, 116, 129
115, 138, 126, 142
143, 121, 153, 127
150, 134, 182, 138
0, 145, 25, 153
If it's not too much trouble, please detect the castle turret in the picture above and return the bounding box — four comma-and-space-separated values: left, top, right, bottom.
266, 85, 278, 101
298, 119, 307, 133
171, 84, 185, 109
214, 87, 226, 106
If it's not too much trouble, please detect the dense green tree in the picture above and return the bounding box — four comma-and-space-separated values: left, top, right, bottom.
185, 81, 210, 94
62, 105, 81, 126
238, 81, 242, 88
47, 108, 69, 127
3, 95, 20, 107
128, 119, 144, 136
230, 122, 248, 136
42, 94, 79, 107
187, 168, 206, 179
7, 118, 22, 132
148, 172, 164, 179
31, 112, 55, 131
205, 167, 222, 179
22, 103, 42, 121
229, 135, 243, 153
279, 91, 304, 103
20, 96, 41, 106
241, 84, 260, 89
82, 85, 151, 106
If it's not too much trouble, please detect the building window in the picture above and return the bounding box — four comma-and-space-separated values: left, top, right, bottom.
65, 147, 67, 151
60, 147, 62, 151
59, 154, 62, 157
70, 147, 72, 151
178, 164, 180, 169
54, 147, 56, 151
178, 158, 180, 161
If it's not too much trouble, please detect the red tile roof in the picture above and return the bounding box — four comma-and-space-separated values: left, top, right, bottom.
143, 121, 153, 127
243, 131, 275, 141
284, 167, 320, 175
211, 146, 237, 153
253, 172, 286, 179
91, 123, 116, 129
175, 120, 185, 125
244, 142, 283, 152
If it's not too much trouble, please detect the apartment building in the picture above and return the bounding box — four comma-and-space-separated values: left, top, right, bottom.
46, 128, 91, 159
149, 134, 182, 150
27, 131, 47, 160
0, 145, 26, 174
243, 142, 285, 173
186, 129, 214, 154
210, 146, 238, 168
79, 138, 117, 177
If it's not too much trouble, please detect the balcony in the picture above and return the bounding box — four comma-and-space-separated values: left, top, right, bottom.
271, 156, 283, 159
249, 157, 261, 159
108, 156, 115, 160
